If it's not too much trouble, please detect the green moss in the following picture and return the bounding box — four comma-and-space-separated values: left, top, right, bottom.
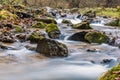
0, 10, 17, 20
73, 21, 92, 29
29, 32, 45, 43
99, 64, 120, 80
46, 23, 59, 33
15, 25, 22, 33
32, 22, 46, 29
85, 31, 109, 44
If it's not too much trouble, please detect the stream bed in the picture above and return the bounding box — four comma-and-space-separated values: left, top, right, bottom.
0, 13, 120, 80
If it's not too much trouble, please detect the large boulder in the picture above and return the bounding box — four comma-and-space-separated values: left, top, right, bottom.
68, 31, 109, 44
46, 23, 61, 39
72, 21, 92, 29
85, 31, 109, 44
36, 38, 68, 57
34, 18, 57, 24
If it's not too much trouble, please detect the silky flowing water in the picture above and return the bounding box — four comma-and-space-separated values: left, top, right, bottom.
0, 13, 120, 80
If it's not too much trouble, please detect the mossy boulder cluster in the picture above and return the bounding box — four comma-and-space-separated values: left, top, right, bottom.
46, 23, 61, 38
73, 21, 92, 29
68, 31, 109, 44
99, 64, 120, 80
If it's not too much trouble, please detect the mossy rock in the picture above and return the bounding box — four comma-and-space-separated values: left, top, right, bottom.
32, 22, 46, 29
99, 64, 120, 80
15, 25, 22, 33
0, 10, 17, 20
62, 19, 72, 24
107, 18, 119, 26
73, 21, 92, 29
119, 20, 120, 27
85, 31, 109, 44
36, 38, 68, 57
35, 18, 57, 24
46, 23, 60, 38
28, 32, 45, 43
46, 23, 59, 33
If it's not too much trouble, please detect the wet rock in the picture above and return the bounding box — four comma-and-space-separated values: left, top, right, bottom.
62, 19, 72, 24
86, 48, 99, 52
13, 4, 26, 9
68, 31, 89, 42
27, 31, 45, 43
83, 10, 96, 19
16, 33, 26, 42
72, 20, 92, 29
68, 31, 109, 44
0, 44, 17, 50
46, 23, 61, 39
0, 32, 16, 43
25, 45, 36, 51
106, 18, 120, 26
101, 59, 113, 64
36, 38, 68, 57
34, 18, 57, 24
85, 31, 109, 44
15, 11, 33, 18
0, 44, 8, 49
32, 22, 46, 29
61, 14, 67, 17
